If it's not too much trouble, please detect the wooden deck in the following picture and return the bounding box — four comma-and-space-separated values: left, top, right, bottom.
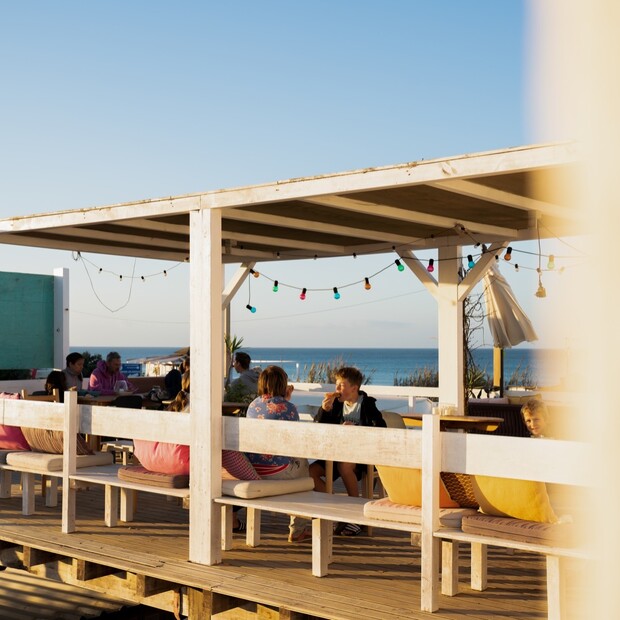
0, 480, 586, 620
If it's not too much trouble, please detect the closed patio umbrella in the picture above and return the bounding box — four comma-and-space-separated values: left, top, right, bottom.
483, 266, 538, 392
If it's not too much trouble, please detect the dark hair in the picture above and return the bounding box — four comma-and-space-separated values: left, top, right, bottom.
234, 352, 251, 370
168, 371, 190, 412
106, 351, 121, 363
45, 370, 67, 401
257, 365, 288, 398
335, 366, 364, 388
66, 352, 84, 366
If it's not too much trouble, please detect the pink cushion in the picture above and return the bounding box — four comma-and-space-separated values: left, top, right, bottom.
133, 439, 190, 475
0, 392, 30, 450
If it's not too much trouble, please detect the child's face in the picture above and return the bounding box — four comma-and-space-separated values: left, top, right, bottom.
523, 411, 546, 437
335, 378, 359, 402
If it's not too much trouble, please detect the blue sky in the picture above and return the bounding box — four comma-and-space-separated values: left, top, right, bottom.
0, 1, 578, 350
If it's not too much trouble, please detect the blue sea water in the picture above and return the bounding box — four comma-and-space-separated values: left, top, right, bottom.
74, 345, 565, 387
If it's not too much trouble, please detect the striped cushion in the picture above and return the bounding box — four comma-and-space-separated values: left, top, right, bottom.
20, 428, 92, 455
118, 465, 189, 489
363, 497, 476, 527
222, 477, 314, 499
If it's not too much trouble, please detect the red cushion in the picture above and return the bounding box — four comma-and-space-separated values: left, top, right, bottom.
0, 392, 30, 450
133, 439, 190, 475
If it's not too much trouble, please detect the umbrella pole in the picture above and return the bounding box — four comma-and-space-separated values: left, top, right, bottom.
493, 347, 505, 397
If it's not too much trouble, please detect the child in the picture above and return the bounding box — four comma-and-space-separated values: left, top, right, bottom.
521, 399, 550, 438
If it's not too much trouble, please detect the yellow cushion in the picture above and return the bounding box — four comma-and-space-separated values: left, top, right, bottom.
376, 465, 458, 508
507, 393, 541, 405
472, 475, 558, 523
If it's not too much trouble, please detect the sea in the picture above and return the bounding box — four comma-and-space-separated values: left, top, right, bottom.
74, 346, 567, 388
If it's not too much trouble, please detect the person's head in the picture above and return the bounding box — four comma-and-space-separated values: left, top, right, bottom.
45, 370, 67, 394
257, 365, 288, 398
65, 352, 84, 376
181, 370, 190, 393
334, 367, 364, 401
168, 370, 191, 412
521, 399, 549, 437
106, 351, 122, 373
233, 352, 251, 372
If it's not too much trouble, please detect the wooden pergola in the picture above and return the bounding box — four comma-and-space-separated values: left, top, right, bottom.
0, 141, 582, 566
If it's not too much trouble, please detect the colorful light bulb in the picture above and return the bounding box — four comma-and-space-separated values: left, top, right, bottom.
252, 270, 260, 278
427, 259, 434, 273
504, 247, 512, 261
515, 264, 519, 272
547, 254, 555, 270
272, 280, 279, 292
299, 288, 307, 300
246, 304, 256, 313
364, 277, 371, 290
333, 287, 340, 300
467, 255, 475, 269
395, 259, 405, 272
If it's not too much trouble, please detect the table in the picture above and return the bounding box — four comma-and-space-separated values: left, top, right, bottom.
222, 402, 249, 416
399, 414, 503, 432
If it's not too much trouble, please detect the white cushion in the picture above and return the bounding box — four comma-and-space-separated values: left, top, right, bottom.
222, 476, 314, 499
6, 450, 113, 472
363, 497, 477, 527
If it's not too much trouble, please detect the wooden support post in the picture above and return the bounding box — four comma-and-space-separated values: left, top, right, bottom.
72, 558, 119, 581
23, 546, 59, 568
247, 507, 261, 547
45, 476, 59, 507
441, 540, 460, 596
134, 573, 176, 598
546, 555, 563, 620
471, 542, 488, 591
62, 390, 78, 533
120, 488, 136, 522
104, 484, 119, 527
0, 469, 12, 498
22, 472, 35, 515
221, 505, 233, 551
312, 518, 332, 577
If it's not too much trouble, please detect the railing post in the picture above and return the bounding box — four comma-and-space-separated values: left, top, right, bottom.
62, 390, 78, 533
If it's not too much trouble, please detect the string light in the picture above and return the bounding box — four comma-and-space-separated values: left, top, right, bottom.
250, 269, 260, 278
395, 259, 405, 272
467, 255, 475, 269
163, 270, 167, 277
427, 259, 434, 273
246, 304, 257, 313
535, 273, 547, 298
364, 277, 371, 290
119, 275, 123, 281
515, 264, 519, 272
353, 253, 357, 259
272, 280, 279, 292
299, 288, 307, 300
141, 276, 145, 282
333, 287, 341, 300
547, 254, 555, 270
504, 247, 513, 261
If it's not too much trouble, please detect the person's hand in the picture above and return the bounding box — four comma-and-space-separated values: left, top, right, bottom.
342, 420, 355, 426
321, 391, 341, 411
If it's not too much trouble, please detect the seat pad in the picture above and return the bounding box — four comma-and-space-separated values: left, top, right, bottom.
118, 465, 189, 489
222, 477, 314, 499
363, 497, 477, 527
5, 450, 113, 472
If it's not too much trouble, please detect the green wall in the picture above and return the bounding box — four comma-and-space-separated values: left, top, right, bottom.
0, 271, 54, 369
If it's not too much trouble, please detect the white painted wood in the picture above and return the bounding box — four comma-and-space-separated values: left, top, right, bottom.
399, 250, 438, 297
456, 242, 508, 301
247, 507, 261, 548
421, 415, 440, 612
312, 518, 332, 577
437, 245, 464, 410
45, 477, 59, 507
53, 268, 69, 369
441, 540, 459, 596
546, 555, 562, 620
22, 472, 35, 515
61, 391, 78, 533
120, 488, 135, 522
104, 485, 119, 527
471, 543, 488, 591
189, 207, 223, 566
221, 505, 233, 551
221, 262, 255, 308
1, 399, 64, 430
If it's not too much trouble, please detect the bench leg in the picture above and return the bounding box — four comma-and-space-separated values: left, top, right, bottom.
441, 540, 460, 596
0, 470, 12, 498
247, 507, 261, 547
45, 477, 59, 507
471, 542, 488, 591
421, 533, 440, 612
221, 505, 233, 551
546, 555, 563, 620
105, 485, 119, 527
120, 488, 136, 522
22, 473, 35, 515
312, 518, 332, 577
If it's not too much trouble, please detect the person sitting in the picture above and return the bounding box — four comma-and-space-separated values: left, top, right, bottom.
33, 370, 68, 402
227, 352, 260, 400
62, 352, 84, 390
88, 351, 135, 395
521, 399, 550, 438
164, 365, 183, 400
309, 366, 386, 536
245, 365, 311, 542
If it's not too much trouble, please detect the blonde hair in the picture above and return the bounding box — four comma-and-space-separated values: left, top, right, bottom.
168, 370, 190, 412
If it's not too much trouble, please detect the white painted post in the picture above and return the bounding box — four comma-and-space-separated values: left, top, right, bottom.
189, 208, 223, 565
62, 390, 78, 533
437, 246, 464, 412
53, 268, 69, 370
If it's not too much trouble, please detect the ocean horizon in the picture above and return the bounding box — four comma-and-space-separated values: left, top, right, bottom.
73, 345, 566, 388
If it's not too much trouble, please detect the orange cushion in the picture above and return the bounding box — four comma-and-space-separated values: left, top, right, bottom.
376, 465, 458, 508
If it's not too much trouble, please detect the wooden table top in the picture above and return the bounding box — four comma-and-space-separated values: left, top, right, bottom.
399, 413, 503, 432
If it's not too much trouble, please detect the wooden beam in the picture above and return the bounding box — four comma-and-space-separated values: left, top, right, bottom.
134, 573, 178, 598
72, 558, 119, 581
225, 230, 346, 254
23, 546, 60, 568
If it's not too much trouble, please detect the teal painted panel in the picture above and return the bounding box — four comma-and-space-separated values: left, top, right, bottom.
0, 272, 54, 369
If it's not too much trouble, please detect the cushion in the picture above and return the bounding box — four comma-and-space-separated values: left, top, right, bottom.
222, 450, 261, 480
133, 439, 189, 475
363, 498, 477, 527
5, 450, 113, 472
0, 392, 30, 450
441, 472, 479, 508
0, 449, 17, 464
462, 514, 576, 546
222, 476, 314, 499
118, 465, 189, 489
507, 393, 541, 405
20, 428, 92, 455
472, 475, 558, 523
376, 465, 459, 508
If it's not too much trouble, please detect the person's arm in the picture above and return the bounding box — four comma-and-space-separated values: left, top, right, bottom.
88, 369, 115, 395
363, 397, 387, 427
